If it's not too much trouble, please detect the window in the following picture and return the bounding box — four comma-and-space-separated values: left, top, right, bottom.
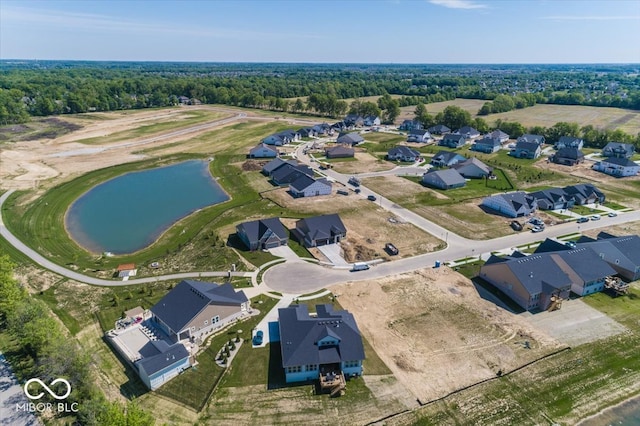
306, 364, 317, 371
286, 366, 301, 374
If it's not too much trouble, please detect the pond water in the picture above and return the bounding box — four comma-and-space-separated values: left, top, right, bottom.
66, 160, 229, 254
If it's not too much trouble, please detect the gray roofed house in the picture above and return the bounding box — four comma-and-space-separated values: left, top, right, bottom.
399, 119, 423, 131
422, 169, 466, 190
270, 163, 314, 185
602, 142, 635, 158
344, 114, 364, 127
439, 133, 467, 148
295, 214, 347, 247
136, 343, 191, 390
236, 217, 289, 251
563, 183, 605, 205
297, 127, 316, 138
289, 176, 332, 198
583, 235, 640, 281
554, 248, 618, 295
336, 132, 365, 146
517, 134, 546, 145
150, 280, 249, 342
278, 304, 365, 383
407, 129, 432, 143
453, 126, 480, 139
529, 187, 574, 210
430, 150, 466, 167
481, 192, 537, 218
325, 145, 355, 158
534, 238, 571, 254
472, 136, 502, 153
551, 147, 585, 166
555, 136, 584, 150
593, 157, 640, 177
451, 158, 492, 178
249, 143, 278, 158
312, 123, 333, 135
262, 158, 291, 175
363, 115, 381, 126
428, 124, 451, 135
487, 129, 510, 142
512, 141, 542, 159
387, 145, 421, 162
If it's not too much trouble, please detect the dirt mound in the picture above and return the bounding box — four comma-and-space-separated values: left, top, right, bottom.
241, 160, 266, 171
341, 239, 377, 262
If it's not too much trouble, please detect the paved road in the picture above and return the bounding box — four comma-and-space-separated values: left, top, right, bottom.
0, 354, 40, 426
0, 190, 252, 286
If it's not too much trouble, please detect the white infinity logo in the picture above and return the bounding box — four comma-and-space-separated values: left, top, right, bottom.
24, 378, 72, 400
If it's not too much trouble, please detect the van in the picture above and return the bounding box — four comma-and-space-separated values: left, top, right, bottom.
351, 262, 370, 272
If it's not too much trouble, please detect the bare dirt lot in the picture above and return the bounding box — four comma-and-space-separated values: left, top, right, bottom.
329, 150, 396, 174
333, 267, 563, 402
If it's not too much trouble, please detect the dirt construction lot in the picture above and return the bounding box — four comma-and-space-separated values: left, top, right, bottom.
332, 267, 563, 402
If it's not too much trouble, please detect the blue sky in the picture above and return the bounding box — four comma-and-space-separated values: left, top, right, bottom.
1, 0, 639, 63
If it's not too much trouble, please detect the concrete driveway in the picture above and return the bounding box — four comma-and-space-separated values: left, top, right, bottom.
316, 243, 349, 266
268, 245, 302, 262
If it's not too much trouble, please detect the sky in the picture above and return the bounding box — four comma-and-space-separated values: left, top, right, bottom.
1, 0, 639, 63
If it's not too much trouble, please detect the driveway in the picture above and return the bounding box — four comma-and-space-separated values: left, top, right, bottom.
268, 245, 302, 262
316, 243, 349, 266
0, 354, 40, 426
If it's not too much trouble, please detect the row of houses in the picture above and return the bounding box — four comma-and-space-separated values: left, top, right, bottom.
480, 233, 640, 311
481, 183, 605, 218
236, 214, 347, 250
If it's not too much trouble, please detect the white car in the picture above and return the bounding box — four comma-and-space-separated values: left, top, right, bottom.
591, 214, 601, 221
608, 212, 618, 217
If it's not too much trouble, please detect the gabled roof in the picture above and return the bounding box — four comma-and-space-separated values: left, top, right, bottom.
514, 141, 541, 152
325, 145, 354, 156
502, 254, 572, 295
431, 150, 466, 165
586, 235, 640, 270
289, 174, 317, 191
262, 158, 291, 174
297, 214, 346, 241
336, 132, 364, 144
454, 126, 479, 136
136, 343, 190, 375
555, 147, 584, 160
600, 157, 638, 167
474, 136, 502, 147
554, 249, 617, 284
484, 192, 537, 213
423, 169, 466, 187
441, 133, 467, 144
279, 304, 365, 367
408, 128, 430, 136
518, 134, 545, 144
488, 129, 509, 140
150, 280, 248, 334
534, 238, 571, 254
237, 217, 288, 244
428, 124, 451, 133
563, 183, 605, 202
602, 142, 635, 156
250, 143, 278, 154
271, 163, 313, 183
452, 157, 492, 175
557, 136, 583, 145
388, 145, 420, 158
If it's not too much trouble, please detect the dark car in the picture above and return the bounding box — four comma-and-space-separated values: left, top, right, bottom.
576, 217, 589, 223
385, 243, 399, 255
354, 188, 361, 194
367, 195, 377, 201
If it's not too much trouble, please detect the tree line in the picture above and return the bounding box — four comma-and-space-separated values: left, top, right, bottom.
1, 61, 639, 125
0, 255, 154, 425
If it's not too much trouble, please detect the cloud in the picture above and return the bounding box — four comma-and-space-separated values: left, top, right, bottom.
429, 0, 487, 9
542, 15, 640, 21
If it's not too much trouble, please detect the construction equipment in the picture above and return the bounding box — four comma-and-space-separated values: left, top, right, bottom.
547, 295, 563, 311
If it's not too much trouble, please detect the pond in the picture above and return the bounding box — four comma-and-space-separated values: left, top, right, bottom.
66, 160, 229, 254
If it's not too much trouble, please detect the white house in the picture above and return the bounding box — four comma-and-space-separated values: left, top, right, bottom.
289, 175, 332, 198
593, 157, 640, 177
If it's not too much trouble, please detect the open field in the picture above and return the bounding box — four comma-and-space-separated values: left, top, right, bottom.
332, 267, 563, 403
328, 150, 395, 174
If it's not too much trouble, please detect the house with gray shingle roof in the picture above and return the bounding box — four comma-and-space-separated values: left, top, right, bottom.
439, 133, 467, 148
387, 146, 421, 162
555, 136, 584, 150
488, 129, 510, 143
452, 158, 492, 178
289, 176, 332, 198
336, 132, 365, 146
236, 217, 289, 251
551, 147, 585, 166
399, 119, 423, 131
472, 136, 502, 153
602, 142, 635, 159
481, 192, 537, 218
430, 150, 466, 167
454, 126, 480, 140
593, 157, 640, 177
517, 134, 545, 145
325, 145, 355, 158
137, 344, 191, 390
512, 141, 541, 159
249, 143, 279, 158
150, 280, 249, 343
422, 169, 466, 190
278, 304, 365, 383
428, 124, 451, 135
583, 234, 640, 281
407, 129, 432, 143
269, 162, 314, 185
295, 214, 347, 247
563, 184, 605, 205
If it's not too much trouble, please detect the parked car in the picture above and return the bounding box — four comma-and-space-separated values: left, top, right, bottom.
354, 188, 361, 194
608, 212, 618, 217
531, 226, 544, 233
591, 214, 601, 221
367, 195, 377, 201
351, 262, 370, 272
510, 220, 523, 231
565, 241, 577, 249
252, 330, 263, 345
576, 217, 589, 223
385, 243, 399, 255
337, 189, 349, 196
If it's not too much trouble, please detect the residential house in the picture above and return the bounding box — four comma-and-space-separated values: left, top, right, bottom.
262, 158, 291, 176
422, 169, 466, 190
430, 150, 466, 167
399, 119, 423, 131
472, 136, 502, 153
344, 114, 364, 127
487, 129, 510, 143
593, 157, 640, 177
249, 143, 278, 159
439, 133, 467, 148
295, 214, 347, 247
271, 163, 314, 186
481, 192, 537, 217
387, 146, 421, 162
363, 115, 381, 127
529, 188, 575, 210
278, 304, 365, 383
117, 263, 137, 278
150, 280, 250, 343
550, 147, 585, 166
297, 127, 316, 138
585, 234, 640, 281
517, 134, 546, 145
407, 129, 432, 143
454, 126, 480, 140
325, 145, 355, 159
331, 121, 348, 132
512, 141, 542, 159
452, 158, 492, 178
563, 184, 605, 205
236, 217, 289, 251
312, 123, 333, 136
289, 176, 332, 198
554, 136, 584, 150
262, 130, 300, 146
428, 124, 451, 135
602, 142, 635, 158
336, 132, 365, 146
136, 343, 191, 391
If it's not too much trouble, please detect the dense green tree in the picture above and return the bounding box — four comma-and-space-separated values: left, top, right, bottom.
0, 255, 26, 322
435, 105, 473, 130
377, 94, 400, 124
